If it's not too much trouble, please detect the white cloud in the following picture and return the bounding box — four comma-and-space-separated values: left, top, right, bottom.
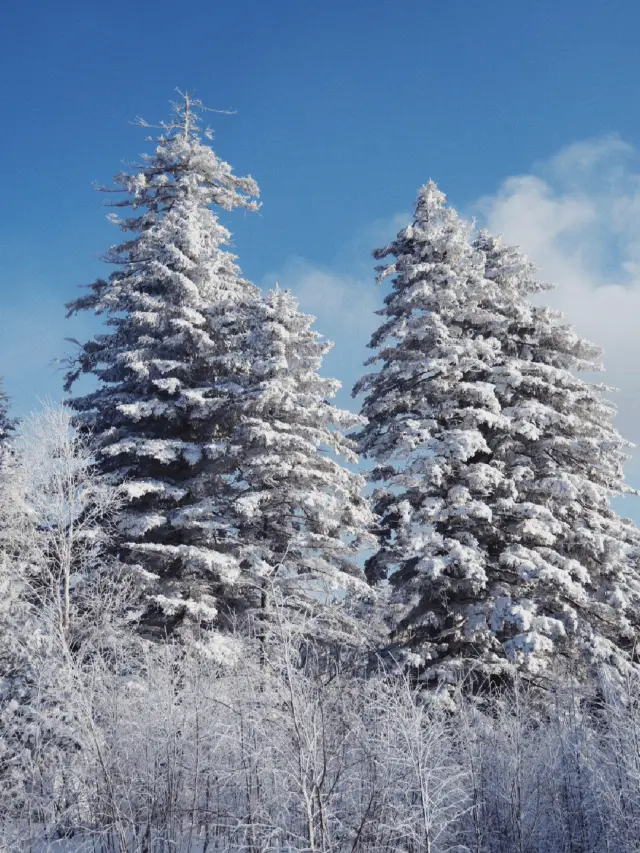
472, 135, 640, 495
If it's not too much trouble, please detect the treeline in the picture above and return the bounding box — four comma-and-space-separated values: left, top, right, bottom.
1, 91, 640, 850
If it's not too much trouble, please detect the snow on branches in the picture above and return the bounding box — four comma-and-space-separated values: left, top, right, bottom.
231, 287, 374, 639
64, 95, 262, 640
64, 97, 373, 649
355, 181, 640, 688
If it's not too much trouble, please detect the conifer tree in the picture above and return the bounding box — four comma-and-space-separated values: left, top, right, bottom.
355, 181, 640, 688
64, 94, 261, 637
0, 378, 16, 447
231, 287, 373, 636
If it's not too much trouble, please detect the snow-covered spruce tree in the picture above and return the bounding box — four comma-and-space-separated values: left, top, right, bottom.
0, 378, 16, 446
231, 287, 373, 641
64, 94, 261, 639
354, 181, 640, 688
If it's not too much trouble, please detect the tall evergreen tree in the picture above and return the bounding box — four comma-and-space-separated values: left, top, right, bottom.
64, 94, 261, 638
355, 181, 640, 688
231, 287, 373, 637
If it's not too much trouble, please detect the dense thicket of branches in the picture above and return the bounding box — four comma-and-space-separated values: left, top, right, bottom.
3, 587, 640, 853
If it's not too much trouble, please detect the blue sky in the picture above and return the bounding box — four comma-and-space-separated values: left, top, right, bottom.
3, 0, 640, 507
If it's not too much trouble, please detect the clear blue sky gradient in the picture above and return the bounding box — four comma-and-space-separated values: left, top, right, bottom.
1, 0, 640, 418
